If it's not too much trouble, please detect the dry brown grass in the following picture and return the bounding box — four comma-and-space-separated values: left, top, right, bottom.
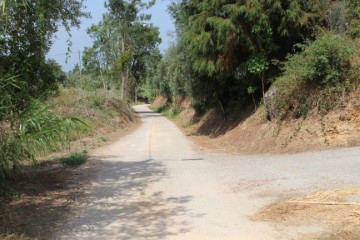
251, 188, 360, 239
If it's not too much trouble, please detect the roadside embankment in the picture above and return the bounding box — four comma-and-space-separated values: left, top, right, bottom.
151, 89, 360, 155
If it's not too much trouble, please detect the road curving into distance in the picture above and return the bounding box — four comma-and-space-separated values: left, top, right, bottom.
57, 104, 360, 240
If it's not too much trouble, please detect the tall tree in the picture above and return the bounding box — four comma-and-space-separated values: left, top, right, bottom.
84, 0, 161, 99
105, 0, 158, 100
165, 0, 346, 111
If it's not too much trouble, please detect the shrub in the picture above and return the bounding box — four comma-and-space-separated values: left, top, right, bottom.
269, 34, 355, 119
296, 34, 354, 87
59, 151, 87, 167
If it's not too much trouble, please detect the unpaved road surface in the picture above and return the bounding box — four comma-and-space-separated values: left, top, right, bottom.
57, 105, 360, 239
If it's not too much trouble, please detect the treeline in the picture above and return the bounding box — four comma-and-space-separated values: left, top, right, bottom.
0, 0, 162, 179
143, 0, 360, 118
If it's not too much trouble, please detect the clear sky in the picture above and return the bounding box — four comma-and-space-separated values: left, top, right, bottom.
47, 0, 175, 72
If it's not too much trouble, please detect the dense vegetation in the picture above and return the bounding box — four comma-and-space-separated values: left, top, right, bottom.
0, 0, 154, 180
143, 0, 360, 119
0, 0, 90, 179
1, 0, 360, 179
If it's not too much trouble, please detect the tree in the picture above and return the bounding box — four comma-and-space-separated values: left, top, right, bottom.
161, 0, 351, 112
104, 0, 159, 100
0, 1, 89, 178
0, 0, 88, 101
83, 0, 161, 100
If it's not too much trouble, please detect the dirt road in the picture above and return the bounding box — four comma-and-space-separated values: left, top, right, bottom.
57, 105, 360, 239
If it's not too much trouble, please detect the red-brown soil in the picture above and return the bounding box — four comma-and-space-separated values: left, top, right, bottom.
171, 89, 360, 155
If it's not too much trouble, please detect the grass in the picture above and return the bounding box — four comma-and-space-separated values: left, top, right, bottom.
161, 107, 179, 119
49, 87, 134, 132
0, 185, 21, 201
151, 103, 179, 119
99, 136, 109, 142
58, 151, 87, 167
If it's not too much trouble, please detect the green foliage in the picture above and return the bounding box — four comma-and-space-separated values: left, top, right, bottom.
299, 34, 354, 87
347, 0, 360, 38
153, 0, 333, 112
99, 136, 109, 142
81, 0, 161, 100
59, 151, 87, 167
0, 0, 88, 100
142, 42, 195, 101
247, 86, 257, 95
247, 55, 269, 75
272, 34, 355, 119
152, 103, 179, 119
0, 77, 85, 180
144, 0, 360, 116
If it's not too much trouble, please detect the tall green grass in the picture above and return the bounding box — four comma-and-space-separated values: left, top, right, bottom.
0, 79, 135, 180
0, 77, 84, 180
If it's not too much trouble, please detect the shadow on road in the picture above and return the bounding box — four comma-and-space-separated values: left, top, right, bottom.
135, 110, 162, 119
135, 111, 157, 114
139, 114, 163, 118
182, 158, 204, 161
0, 159, 99, 239
59, 157, 197, 239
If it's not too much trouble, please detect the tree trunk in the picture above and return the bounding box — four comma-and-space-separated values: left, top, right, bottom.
120, 36, 125, 100
260, 72, 265, 101
252, 94, 257, 112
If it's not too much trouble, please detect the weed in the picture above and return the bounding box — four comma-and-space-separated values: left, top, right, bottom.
99, 136, 109, 142
47, 87, 135, 151
0, 185, 21, 201
293, 120, 303, 137
162, 107, 179, 119
275, 121, 282, 137
58, 151, 87, 167
152, 103, 179, 119
320, 118, 330, 145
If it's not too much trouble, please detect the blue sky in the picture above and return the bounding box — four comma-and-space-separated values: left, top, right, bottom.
47, 0, 175, 72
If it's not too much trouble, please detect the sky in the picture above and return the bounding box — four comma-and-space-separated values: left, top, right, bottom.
47, 0, 175, 72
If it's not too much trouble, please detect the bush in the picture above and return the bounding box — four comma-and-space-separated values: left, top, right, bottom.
59, 151, 87, 167
269, 34, 355, 119
297, 34, 354, 87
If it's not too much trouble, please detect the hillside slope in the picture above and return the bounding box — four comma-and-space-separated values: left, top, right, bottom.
151, 38, 360, 155
153, 86, 360, 155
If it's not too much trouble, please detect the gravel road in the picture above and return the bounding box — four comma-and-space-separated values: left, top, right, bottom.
57, 104, 360, 239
